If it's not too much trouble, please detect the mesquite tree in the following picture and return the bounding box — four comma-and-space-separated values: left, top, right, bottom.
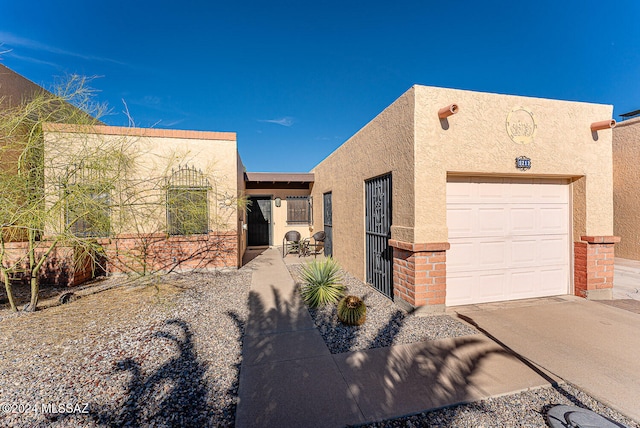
0, 75, 132, 311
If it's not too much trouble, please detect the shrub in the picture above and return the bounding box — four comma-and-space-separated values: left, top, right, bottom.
337, 295, 367, 326
300, 257, 345, 308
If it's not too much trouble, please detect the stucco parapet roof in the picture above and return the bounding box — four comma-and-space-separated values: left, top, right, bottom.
245, 172, 314, 183
615, 115, 640, 128
42, 122, 236, 141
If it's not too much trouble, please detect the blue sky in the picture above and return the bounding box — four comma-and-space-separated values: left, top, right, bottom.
1, 1, 639, 172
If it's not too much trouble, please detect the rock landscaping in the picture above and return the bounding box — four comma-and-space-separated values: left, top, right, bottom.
0, 270, 250, 427
1, 259, 638, 427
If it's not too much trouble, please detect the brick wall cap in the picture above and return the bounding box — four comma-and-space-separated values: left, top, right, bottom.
389, 239, 450, 252
580, 235, 621, 244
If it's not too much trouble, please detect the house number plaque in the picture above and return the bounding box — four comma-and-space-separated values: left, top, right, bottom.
515, 156, 531, 171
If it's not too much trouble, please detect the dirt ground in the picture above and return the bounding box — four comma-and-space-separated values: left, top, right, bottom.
0, 276, 187, 353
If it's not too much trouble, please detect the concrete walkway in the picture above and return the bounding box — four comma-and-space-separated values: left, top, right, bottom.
235, 249, 560, 427
614, 258, 640, 300
453, 297, 640, 422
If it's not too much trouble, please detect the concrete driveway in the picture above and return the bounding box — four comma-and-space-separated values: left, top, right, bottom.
451, 296, 640, 422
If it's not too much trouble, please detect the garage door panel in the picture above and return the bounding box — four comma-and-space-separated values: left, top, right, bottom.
511, 239, 537, 265
539, 207, 568, 233
446, 274, 476, 306
510, 270, 537, 298
477, 272, 507, 301
479, 241, 507, 268
540, 236, 568, 263
447, 241, 475, 269
446, 179, 474, 201
510, 180, 537, 200
478, 179, 509, 201
446, 177, 569, 306
540, 267, 569, 294
538, 180, 569, 200
511, 208, 536, 234
478, 207, 508, 235
447, 207, 475, 236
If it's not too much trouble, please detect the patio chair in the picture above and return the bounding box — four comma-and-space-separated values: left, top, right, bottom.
305, 231, 326, 258
282, 230, 302, 257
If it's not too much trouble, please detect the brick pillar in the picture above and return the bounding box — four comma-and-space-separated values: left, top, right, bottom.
574, 235, 620, 300
389, 239, 450, 313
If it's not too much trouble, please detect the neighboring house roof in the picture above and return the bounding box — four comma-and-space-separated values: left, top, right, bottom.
0, 64, 48, 109
245, 172, 314, 190
0, 64, 102, 124
245, 172, 314, 183
620, 109, 640, 121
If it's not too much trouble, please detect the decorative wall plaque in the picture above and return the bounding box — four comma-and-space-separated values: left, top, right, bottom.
506, 107, 536, 145
515, 156, 532, 171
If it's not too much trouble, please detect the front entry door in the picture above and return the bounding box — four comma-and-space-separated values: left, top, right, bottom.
323, 192, 332, 257
366, 174, 393, 299
247, 196, 271, 246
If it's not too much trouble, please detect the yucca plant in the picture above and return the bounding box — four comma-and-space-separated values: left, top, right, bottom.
337, 295, 367, 326
300, 257, 345, 308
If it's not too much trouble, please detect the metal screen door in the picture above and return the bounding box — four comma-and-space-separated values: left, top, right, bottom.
323, 192, 332, 257
366, 174, 393, 298
247, 196, 271, 246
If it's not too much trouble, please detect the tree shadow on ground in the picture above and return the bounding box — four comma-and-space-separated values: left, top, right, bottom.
239, 276, 509, 426
53, 318, 221, 427
338, 309, 508, 425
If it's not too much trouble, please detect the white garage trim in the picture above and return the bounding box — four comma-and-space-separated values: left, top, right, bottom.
446, 177, 570, 306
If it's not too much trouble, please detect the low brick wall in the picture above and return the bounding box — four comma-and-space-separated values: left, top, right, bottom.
389, 239, 449, 311
3, 232, 239, 287
2, 243, 95, 287
574, 235, 620, 299
103, 232, 238, 275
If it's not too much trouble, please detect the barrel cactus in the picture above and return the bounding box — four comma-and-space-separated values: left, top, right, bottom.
337, 295, 367, 326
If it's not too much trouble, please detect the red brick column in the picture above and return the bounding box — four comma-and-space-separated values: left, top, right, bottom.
574, 235, 620, 300
389, 239, 450, 312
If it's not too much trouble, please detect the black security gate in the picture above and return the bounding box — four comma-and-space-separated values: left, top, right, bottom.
366, 174, 393, 299
247, 196, 271, 246
323, 192, 332, 257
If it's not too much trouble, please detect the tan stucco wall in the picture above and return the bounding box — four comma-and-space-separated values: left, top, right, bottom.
43, 124, 240, 237
311, 88, 415, 280
245, 188, 313, 246
613, 117, 640, 259
311, 85, 615, 282
237, 154, 247, 265
413, 85, 614, 243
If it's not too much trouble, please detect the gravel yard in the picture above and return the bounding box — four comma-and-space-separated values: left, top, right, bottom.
362, 383, 640, 428
0, 270, 250, 427
2, 258, 638, 428
289, 261, 640, 427
288, 264, 477, 354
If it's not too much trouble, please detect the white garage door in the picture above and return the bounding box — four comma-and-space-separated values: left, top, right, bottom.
446, 177, 570, 306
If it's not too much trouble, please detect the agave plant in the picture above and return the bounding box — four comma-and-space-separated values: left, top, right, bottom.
300, 257, 345, 308
337, 295, 367, 326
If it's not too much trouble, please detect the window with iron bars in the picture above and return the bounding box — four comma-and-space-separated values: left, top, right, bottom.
286, 196, 312, 224
65, 185, 111, 238
166, 165, 210, 235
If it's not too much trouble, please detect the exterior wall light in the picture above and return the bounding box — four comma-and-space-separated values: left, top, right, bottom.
438, 104, 459, 119
275, 197, 281, 207
590, 120, 616, 132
